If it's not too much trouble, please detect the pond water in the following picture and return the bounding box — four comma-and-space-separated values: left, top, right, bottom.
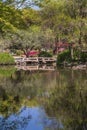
0, 66, 87, 130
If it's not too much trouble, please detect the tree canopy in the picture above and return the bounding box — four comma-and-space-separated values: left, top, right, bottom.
0, 0, 87, 51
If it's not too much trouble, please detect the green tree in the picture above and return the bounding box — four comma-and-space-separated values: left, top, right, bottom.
64, 0, 87, 44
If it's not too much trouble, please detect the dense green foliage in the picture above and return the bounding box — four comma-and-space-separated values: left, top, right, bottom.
0, 53, 15, 64
38, 51, 52, 57
57, 50, 71, 65
80, 51, 87, 62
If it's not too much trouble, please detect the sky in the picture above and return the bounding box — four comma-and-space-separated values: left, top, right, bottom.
31, 5, 40, 10
29, 0, 40, 10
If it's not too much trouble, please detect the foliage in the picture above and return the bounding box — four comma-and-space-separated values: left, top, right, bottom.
32, 0, 51, 7
80, 51, 87, 62
39, 0, 87, 44
57, 50, 71, 65
0, 53, 15, 64
38, 51, 52, 57
0, 0, 87, 61
16, 50, 24, 55
71, 47, 87, 62
21, 8, 41, 29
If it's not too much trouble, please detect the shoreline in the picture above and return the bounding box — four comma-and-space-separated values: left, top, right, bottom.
58, 62, 87, 70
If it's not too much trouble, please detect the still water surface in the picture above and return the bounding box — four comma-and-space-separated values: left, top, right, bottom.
0, 66, 87, 130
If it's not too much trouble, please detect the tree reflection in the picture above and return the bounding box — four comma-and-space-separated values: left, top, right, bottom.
0, 93, 21, 117
0, 107, 31, 130
0, 69, 56, 117
44, 69, 87, 130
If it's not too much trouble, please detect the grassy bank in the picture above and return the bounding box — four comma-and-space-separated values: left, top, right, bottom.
0, 53, 15, 65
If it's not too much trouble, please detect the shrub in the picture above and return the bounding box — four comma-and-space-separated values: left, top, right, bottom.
57, 50, 71, 65
16, 50, 24, 56
38, 51, 52, 57
0, 53, 15, 65
80, 52, 87, 62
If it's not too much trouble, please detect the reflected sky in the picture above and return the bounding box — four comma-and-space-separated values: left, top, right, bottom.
0, 107, 63, 130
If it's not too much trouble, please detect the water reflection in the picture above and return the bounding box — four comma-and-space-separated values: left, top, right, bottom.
15, 64, 56, 71
44, 69, 87, 130
0, 107, 62, 130
0, 67, 87, 130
